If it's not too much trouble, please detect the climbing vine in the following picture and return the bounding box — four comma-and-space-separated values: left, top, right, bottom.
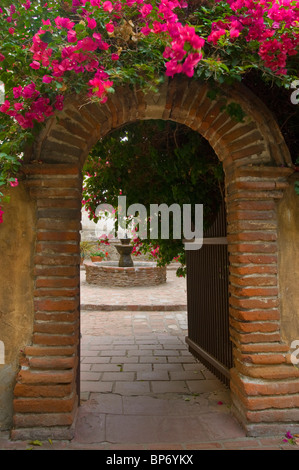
0, 0, 299, 221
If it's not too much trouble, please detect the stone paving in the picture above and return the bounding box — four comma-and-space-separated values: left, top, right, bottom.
0, 268, 297, 450
80, 266, 188, 311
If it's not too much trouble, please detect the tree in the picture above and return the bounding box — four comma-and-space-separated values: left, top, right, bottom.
82, 119, 224, 276
0, 0, 298, 222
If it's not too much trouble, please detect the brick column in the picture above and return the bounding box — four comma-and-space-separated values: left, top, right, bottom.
226, 166, 299, 436
11, 164, 82, 441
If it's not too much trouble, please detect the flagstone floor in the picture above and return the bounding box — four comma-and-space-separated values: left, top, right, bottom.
0, 268, 297, 450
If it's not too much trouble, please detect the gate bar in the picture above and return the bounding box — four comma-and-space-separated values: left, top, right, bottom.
185, 337, 231, 380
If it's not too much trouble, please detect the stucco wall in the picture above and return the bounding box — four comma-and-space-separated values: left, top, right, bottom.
278, 175, 299, 345
0, 183, 36, 429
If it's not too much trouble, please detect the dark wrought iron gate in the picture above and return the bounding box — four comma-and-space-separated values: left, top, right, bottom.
185, 203, 233, 386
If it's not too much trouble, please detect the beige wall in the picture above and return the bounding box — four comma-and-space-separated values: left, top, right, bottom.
0, 183, 36, 429
278, 175, 299, 345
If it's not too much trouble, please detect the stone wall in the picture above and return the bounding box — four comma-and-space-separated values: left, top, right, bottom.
0, 183, 36, 430
84, 261, 167, 287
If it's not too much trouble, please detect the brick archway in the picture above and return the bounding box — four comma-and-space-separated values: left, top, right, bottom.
11, 76, 296, 440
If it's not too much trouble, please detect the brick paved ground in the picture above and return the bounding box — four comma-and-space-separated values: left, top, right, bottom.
0, 268, 298, 450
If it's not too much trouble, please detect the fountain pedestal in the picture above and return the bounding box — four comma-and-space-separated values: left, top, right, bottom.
115, 237, 134, 267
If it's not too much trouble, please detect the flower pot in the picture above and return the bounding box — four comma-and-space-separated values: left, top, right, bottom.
91, 256, 103, 262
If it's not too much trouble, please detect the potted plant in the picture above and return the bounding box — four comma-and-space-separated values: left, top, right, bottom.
90, 249, 108, 262
80, 241, 93, 264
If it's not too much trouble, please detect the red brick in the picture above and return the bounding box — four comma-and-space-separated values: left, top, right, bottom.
14, 383, 73, 398
34, 288, 79, 298
36, 242, 79, 254
37, 219, 80, 230
33, 333, 78, 346
229, 200, 276, 212
13, 395, 76, 413
230, 329, 281, 344
230, 275, 277, 287
37, 199, 81, 209
22, 164, 80, 176
228, 220, 277, 232
227, 232, 277, 243
233, 343, 289, 354
24, 345, 77, 356
236, 363, 299, 380
229, 296, 279, 310
230, 265, 278, 276
234, 350, 286, 365
35, 312, 78, 322
229, 307, 280, 322
229, 254, 277, 265
37, 208, 81, 220
34, 266, 78, 277
230, 285, 278, 297
29, 356, 76, 370
230, 369, 299, 396
230, 318, 279, 333
231, 382, 299, 410
37, 231, 80, 242
35, 278, 79, 288
33, 322, 78, 335
28, 180, 81, 193
227, 210, 275, 222
17, 370, 74, 384
228, 132, 263, 153
34, 254, 80, 266
13, 411, 76, 428
34, 299, 79, 312
30, 187, 81, 199
229, 243, 277, 254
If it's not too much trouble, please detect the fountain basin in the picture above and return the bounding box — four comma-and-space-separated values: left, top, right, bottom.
84, 260, 167, 287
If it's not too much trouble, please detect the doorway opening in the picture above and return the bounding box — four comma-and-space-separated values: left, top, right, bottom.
75, 120, 240, 446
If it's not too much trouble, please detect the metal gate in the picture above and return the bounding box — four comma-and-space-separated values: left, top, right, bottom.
185, 202, 233, 386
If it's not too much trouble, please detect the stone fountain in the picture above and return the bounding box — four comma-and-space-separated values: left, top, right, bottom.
114, 235, 134, 268
84, 235, 167, 287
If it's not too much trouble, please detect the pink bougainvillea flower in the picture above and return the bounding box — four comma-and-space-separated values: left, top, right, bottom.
9, 178, 19, 187
42, 75, 53, 83
30, 60, 40, 70
102, 1, 113, 12
54, 94, 64, 111
0, 53, 5, 62
67, 30, 77, 43
14, 102, 24, 111
140, 3, 153, 18
105, 22, 114, 33
13, 86, 22, 99
0, 208, 4, 224
22, 83, 38, 99
0, 100, 10, 113
111, 53, 119, 61
87, 17, 97, 29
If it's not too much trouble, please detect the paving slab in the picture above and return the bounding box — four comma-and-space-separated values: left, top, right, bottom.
1, 268, 298, 451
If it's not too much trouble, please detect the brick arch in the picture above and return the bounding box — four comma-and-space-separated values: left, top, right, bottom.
13, 76, 297, 440
31, 76, 292, 170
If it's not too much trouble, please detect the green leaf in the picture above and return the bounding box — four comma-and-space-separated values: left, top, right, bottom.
39, 31, 53, 44
29, 440, 43, 446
